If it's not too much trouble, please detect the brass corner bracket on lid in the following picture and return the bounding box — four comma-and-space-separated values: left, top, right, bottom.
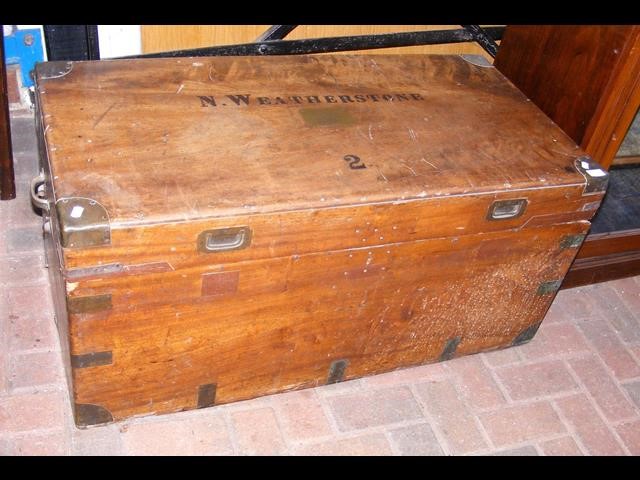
56, 197, 111, 248
459, 54, 493, 67
574, 156, 609, 195
37, 61, 74, 80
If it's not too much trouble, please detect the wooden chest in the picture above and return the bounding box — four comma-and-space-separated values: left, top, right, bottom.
32, 54, 608, 427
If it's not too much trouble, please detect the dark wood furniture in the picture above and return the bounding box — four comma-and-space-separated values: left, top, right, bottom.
1, 25, 16, 200
495, 25, 640, 288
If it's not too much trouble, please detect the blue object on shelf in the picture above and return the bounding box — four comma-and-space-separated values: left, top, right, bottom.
4, 29, 44, 88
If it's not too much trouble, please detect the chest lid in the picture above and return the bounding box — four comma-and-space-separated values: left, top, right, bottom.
35, 54, 604, 231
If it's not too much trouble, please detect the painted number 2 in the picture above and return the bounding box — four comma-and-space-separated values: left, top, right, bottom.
344, 154, 366, 170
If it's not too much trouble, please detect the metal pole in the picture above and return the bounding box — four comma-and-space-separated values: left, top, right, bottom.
461, 25, 499, 58
123, 27, 505, 59
256, 25, 298, 42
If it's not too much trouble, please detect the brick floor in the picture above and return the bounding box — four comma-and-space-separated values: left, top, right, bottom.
495, 360, 578, 401
489, 445, 539, 456
445, 355, 506, 410
388, 422, 444, 456
478, 402, 566, 447
293, 433, 393, 456
555, 394, 626, 456
539, 436, 583, 456
230, 407, 286, 455
8, 351, 64, 391
271, 390, 332, 441
615, 419, 640, 455
1, 114, 639, 456
2, 431, 70, 456
0, 392, 66, 433
328, 386, 423, 432
414, 380, 488, 454
567, 355, 638, 422
576, 316, 640, 380
72, 424, 124, 456
121, 415, 233, 456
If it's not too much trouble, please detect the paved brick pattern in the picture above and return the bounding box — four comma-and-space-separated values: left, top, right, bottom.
1, 115, 639, 456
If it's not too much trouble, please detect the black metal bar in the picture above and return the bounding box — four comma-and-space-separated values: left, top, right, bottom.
43, 25, 100, 61
461, 25, 499, 58
256, 25, 298, 42
86, 25, 101, 60
123, 27, 505, 59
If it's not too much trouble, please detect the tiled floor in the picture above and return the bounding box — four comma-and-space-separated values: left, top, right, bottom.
1, 113, 640, 456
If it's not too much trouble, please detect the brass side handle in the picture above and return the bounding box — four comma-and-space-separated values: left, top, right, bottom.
198, 226, 252, 253
30, 172, 50, 212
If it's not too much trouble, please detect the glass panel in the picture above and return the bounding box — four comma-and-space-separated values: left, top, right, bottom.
590, 107, 640, 234
618, 110, 640, 156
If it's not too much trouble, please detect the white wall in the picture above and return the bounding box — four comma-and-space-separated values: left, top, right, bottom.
97, 25, 142, 58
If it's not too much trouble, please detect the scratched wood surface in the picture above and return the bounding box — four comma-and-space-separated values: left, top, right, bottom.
36, 55, 588, 227
59, 185, 597, 271
68, 222, 588, 421
34, 55, 606, 425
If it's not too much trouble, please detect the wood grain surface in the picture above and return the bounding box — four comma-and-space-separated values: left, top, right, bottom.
0, 33, 16, 200
562, 228, 640, 288
68, 221, 588, 421
35, 54, 604, 425
494, 25, 640, 170
494, 26, 640, 287
37, 55, 587, 227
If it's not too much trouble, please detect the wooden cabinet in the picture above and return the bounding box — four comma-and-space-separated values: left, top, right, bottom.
495, 25, 640, 287
1, 29, 16, 200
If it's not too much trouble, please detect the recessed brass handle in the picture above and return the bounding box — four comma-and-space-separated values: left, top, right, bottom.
198, 226, 252, 253
487, 199, 528, 220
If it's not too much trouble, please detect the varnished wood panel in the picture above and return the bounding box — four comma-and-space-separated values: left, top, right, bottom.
0, 32, 16, 200
581, 28, 640, 169
38, 87, 74, 392
613, 155, 640, 166
562, 251, 640, 288
35, 54, 603, 425
563, 229, 640, 288
496, 26, 640, 286
576, 229, 640, 259
66, 221, 587, 421
494, 25, 640, 169
141, 25, 497, 58
37, 55, 586, 229
60, 186, 597, 270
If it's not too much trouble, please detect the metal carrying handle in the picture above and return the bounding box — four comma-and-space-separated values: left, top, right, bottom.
206, 230, 245, 251
487, 198, 527, 221
30, 173, 50, 212
197, 226, 252, 253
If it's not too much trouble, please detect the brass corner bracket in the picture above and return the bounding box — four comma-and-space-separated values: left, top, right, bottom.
56, 197, 111, 248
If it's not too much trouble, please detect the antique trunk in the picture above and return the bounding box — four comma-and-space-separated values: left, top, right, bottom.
31, 54, 608, 427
